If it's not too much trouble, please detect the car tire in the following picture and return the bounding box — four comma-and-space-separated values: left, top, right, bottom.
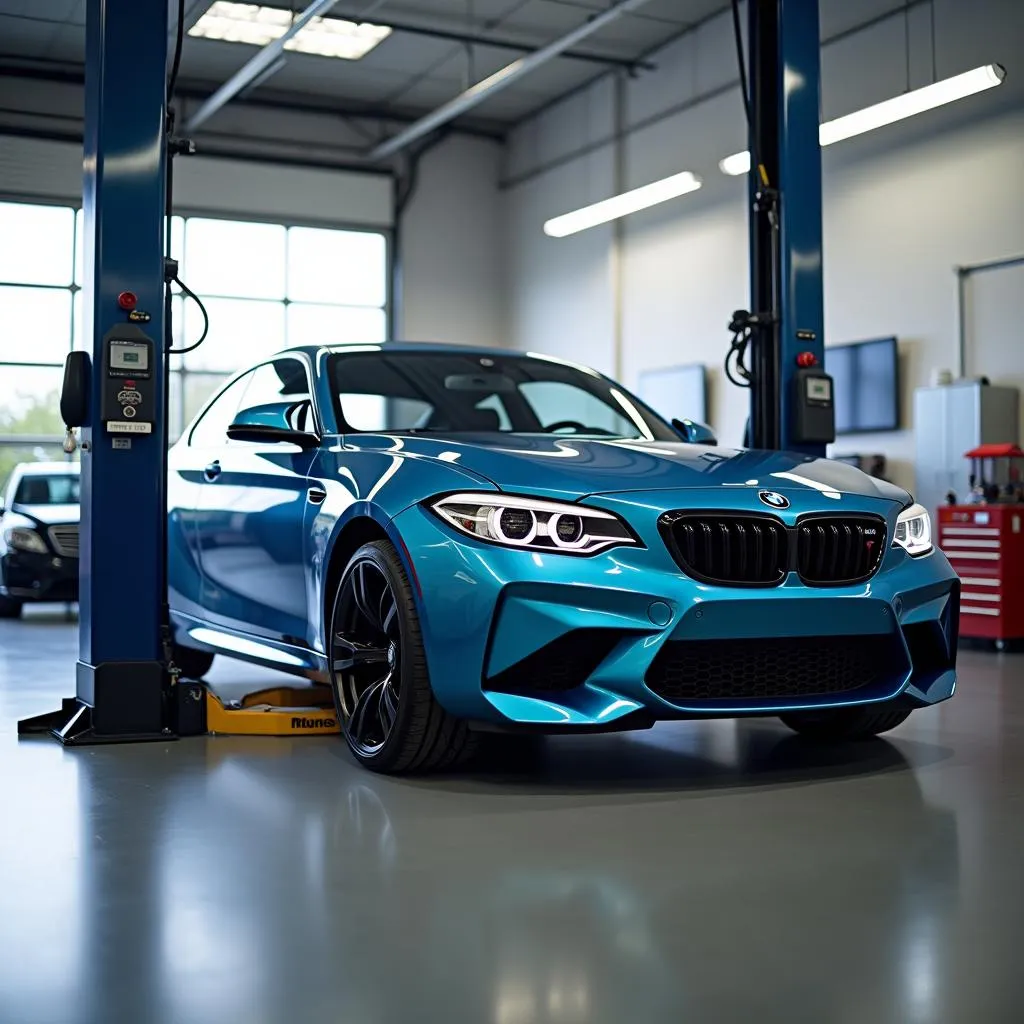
329, 539, 476, 774
172, 643, 215, 680
779, 705, 912, 740
0, 594, 23, 619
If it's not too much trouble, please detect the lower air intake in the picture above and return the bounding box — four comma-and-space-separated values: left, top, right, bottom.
645, 634, 898, 704
486, 628, 621, 694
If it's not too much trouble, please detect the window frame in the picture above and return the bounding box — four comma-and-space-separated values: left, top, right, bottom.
0, 198, 392, 453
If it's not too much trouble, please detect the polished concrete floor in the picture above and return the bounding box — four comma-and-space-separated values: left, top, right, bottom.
0, 609, 1022, 1024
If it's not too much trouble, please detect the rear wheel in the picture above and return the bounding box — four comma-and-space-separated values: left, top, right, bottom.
780, 705, 912, 740
0, 594, 22, 619
172, 643, 215, 680
329, 539, 475, 774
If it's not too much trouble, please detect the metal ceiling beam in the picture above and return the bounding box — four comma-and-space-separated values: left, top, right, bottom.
329, 8, 655, 71
186, 0, 341, 132
368, 0, 657, 162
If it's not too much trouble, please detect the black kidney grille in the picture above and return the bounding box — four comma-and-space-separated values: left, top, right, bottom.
646, 635, 895, 704
797, 516, 886, 585
661, 514, 787, 585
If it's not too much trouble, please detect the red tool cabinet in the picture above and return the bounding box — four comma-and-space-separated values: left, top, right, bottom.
938, 505, 1024, 645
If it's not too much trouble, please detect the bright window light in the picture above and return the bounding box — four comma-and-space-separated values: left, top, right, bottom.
543, 171, 702, 237
188, 2, 391, 60
719, 63, 1005, 175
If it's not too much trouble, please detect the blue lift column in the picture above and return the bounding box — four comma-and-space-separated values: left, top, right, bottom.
747, 0, 834, 456
22, 0, 171, 742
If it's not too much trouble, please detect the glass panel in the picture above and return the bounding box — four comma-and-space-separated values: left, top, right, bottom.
182, 297, 285, 372
287, 227, 387, 306
184, 218, 286, 299
13, 472, 80, 505
0, 445, 75, 494
188, 372, 250, 447
0, 286, 72, 364
184, 372, 231, 431
287, 303, 386, 346
0, 202, 74, 286
0, 366, 65, 436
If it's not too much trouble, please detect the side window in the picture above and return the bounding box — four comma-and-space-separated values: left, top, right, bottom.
188, 372, 253, 447
234, 358, 313, 429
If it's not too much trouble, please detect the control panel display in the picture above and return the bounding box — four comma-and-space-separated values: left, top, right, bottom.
806, 377, 832, 402
110, 341, 149, 373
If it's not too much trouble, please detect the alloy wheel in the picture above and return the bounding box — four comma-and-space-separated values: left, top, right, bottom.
330, 556, 402, 757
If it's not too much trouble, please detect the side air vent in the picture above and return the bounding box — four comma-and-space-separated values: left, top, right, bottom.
485, 629, 622, 694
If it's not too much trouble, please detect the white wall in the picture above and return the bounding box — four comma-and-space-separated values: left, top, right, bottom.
505, 0, 1024, 492
397, 133, 505, 347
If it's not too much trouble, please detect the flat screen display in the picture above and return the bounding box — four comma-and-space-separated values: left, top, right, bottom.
826, 337, 899, 434
111, 342, 149, 372
637, 363, 707, 424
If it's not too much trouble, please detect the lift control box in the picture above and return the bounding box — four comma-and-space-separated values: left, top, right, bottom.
793, 367, 836, 445
100, 324, 155, 435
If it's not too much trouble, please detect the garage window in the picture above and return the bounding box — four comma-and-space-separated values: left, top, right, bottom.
0, 200, 389, 481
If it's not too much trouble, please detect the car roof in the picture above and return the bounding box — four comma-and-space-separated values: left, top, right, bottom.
284, 341, 555, 360
15, 461, 79, 476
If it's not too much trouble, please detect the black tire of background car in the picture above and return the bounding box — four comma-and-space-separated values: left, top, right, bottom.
332, 540, 476, 774
172, 643, 215, 680
0, 594, 22, 619
778, 706, 912, 740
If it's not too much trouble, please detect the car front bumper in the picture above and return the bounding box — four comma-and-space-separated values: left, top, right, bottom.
393, 499, 960, 729
1, 551, 79, 602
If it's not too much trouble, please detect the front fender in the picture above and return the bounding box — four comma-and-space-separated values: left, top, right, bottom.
306, 442, 496, 651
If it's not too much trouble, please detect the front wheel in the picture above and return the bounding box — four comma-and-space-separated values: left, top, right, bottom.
779, 705, 912, 740
329, 539, 476, 774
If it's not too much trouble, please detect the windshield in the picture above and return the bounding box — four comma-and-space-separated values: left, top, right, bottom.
14, 473, 80, 505
328, 351, 679, 441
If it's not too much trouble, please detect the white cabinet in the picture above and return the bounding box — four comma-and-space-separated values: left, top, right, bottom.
913, 383, 1018, 514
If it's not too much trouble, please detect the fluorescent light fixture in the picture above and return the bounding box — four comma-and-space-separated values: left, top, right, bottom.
719, 63, 1006, 175
719, 150, 752, 176
543, 171, 702, 237
189, 2, 391, 60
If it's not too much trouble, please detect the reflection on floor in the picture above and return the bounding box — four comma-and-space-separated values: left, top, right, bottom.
1, 606, 1022, 1024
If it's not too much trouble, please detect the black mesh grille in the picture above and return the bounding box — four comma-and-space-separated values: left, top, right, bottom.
796, 516, 886, 585
486, 629, 622, 694
660, 513, 787, 586
645, 634, 897, 703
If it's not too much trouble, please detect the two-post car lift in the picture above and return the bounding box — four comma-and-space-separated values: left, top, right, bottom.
19, 0, 833, 745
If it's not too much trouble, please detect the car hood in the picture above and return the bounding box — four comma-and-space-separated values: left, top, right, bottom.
361, 434, 911, 504
10, 503, 80, 526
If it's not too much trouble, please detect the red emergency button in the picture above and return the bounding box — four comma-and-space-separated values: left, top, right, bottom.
117, 291, 138, 311
124, 380, 136, 388
796, 351, 818, 367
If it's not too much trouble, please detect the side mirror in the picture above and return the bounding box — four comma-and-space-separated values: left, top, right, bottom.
227, 402, 318, 448
227, 423, 319, 449
672, 418, 718, 446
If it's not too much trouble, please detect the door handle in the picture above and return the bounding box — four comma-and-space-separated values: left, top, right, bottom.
307, 486, 327, 505
204, 460, 222, 481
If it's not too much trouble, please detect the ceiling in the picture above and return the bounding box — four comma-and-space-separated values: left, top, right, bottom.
0, 0, 730, 129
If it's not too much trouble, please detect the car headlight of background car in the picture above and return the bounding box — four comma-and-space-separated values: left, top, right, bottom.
431, 493, 638, 555
893, 502, 933, 557
4, 526, 48, 554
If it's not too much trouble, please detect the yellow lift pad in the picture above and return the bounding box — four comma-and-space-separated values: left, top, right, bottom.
205, 684, 341, 737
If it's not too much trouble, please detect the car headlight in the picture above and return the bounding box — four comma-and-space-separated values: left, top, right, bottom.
893, 503, 932, 557
431, 493, 639, 556
4, 527, 48, 554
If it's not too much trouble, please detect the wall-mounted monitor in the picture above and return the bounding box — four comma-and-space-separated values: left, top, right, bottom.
826, 337, 900, 434
637, 363, 707, 425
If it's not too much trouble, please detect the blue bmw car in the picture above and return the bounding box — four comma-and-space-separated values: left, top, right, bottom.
167, 343, 960, 773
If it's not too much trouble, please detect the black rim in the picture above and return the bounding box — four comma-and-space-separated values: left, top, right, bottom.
330, 556, 401, 757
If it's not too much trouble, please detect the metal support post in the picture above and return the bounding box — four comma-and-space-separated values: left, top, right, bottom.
20, 0, 171, 743
748, 0, 827, 455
